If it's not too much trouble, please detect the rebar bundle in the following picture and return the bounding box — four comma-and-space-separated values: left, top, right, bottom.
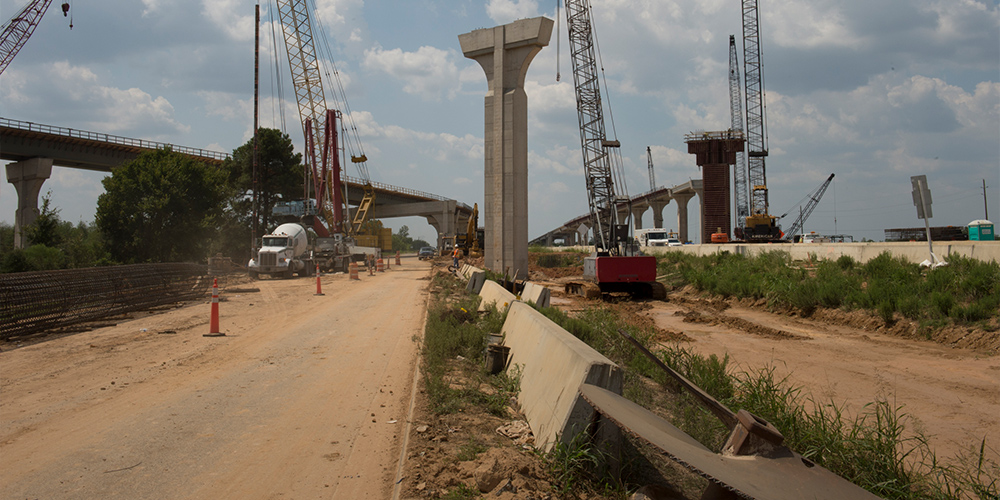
1, 263, 207, 340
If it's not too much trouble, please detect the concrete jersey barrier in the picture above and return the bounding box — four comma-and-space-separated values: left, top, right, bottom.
501, 301, 622, 451
520, 281, 551, 308
478, 280, 516, 312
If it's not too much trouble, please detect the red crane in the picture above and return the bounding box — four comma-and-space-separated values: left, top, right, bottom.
0, 1, 71, 76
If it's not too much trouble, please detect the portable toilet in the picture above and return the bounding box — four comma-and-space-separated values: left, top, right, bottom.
968, 220, 994, 241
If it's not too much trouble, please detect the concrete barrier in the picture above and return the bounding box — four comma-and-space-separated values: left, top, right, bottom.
520, 281, 551, 308
501, 301, 622, 451
627, 240, 1000, 264
478, 280, 516, 313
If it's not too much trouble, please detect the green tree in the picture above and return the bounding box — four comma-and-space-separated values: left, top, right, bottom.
96, 148, 229, 263
24, 192, 61, 248
223, 128, 303, 235
391, 224, 415, 251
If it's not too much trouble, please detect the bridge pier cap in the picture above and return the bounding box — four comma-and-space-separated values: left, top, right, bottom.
460, 16, 553, 280
6, 158, 53, 249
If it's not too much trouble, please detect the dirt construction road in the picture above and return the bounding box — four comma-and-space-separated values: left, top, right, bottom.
1, 258, 431, 499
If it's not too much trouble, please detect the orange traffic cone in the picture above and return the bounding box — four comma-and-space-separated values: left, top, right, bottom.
314, 263, 324, 296
204, 278, 225, 337
377, 258, 384, 272
350, 262, 360, 280
395, 251, 401, 266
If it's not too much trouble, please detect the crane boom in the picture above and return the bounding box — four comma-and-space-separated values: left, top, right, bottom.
782, 173, 835, 240
565, 0, 629, 254
741, 0, 781, 241
561, 0, 663, 300
0, 0, 53, 76
274, 0, 374, 235
646, 146, 656, 191
728, 35, 749, 233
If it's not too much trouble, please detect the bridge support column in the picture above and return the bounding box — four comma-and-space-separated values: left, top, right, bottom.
6, 158, 53, 249
673, 192, 695, 244
577, 223, 590, 247
631, 205, 647, 230
650, 200, 669, 229
460, 17, 552, 280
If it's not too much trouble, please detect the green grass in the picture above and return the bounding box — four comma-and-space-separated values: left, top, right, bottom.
539, 300, 997, 499
657, 251, 1000, 327
421, 273, 517, 416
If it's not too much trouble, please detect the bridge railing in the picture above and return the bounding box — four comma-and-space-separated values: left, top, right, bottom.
2, 117, 474, 211
342, 175, 473, 212
1, 117, 230, 161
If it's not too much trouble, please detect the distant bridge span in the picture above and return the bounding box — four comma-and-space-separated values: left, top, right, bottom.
1, 117, 472, 249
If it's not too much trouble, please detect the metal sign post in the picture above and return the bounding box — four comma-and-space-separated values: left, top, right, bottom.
911, 175, 945, 267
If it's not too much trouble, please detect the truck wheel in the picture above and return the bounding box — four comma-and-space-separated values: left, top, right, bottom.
285, 269, 295, 279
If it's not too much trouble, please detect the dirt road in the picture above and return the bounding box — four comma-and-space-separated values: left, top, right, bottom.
1, 257, 431, 499
640, 296, 999, 463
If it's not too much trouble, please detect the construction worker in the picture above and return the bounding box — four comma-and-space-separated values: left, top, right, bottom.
452, 246, 461, 270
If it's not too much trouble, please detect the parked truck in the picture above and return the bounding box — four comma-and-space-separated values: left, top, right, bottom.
248, 222, 377, 279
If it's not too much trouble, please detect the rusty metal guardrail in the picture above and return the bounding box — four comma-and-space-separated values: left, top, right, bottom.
0, 263, 208, 340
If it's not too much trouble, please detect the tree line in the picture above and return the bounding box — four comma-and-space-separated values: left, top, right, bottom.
0, 128, 429, 273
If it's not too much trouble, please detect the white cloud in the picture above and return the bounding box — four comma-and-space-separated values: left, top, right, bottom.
363, 45, 460, 100
202, 0, 254, 41
486, 0, 540, 24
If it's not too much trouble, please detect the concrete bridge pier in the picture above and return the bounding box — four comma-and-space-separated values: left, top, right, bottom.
6, 158, 53, 249
460, 17, 553, 280
630, 205, 647, 230
650, 200, 669, 229
672, 192, 701, 243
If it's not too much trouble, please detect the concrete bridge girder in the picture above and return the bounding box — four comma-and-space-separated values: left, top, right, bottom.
372, 200, 459, 249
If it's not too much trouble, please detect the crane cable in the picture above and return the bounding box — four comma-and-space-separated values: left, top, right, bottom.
588, 0, 630, 200
266, 1, 287, 132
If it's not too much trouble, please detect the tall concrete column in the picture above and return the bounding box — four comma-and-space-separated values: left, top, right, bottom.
6, 158, 53, 249
630, 205, 647, 230
650, 200, 669, 229
673, 192, 695, 244
460, 17, 553, 280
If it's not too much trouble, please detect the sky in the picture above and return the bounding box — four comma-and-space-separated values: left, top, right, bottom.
1, 0, 998, 245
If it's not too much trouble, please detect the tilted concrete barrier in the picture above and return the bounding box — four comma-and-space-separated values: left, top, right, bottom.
520, 281, 551, 308
501, 301, 622, 451
478, 279, 516, 312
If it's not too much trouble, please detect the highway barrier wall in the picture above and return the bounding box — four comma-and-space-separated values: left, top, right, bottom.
555, 241, 999, 264
477, 280, 516, 312
501, 301, 622, 451
520, 281, 551, 308
460, 264, 487, 294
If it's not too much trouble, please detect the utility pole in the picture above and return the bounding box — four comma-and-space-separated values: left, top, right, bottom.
983, 179, 989, 221
252, 2, 260, 256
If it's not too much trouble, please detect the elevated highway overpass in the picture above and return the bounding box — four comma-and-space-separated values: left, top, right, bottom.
1, 117, 473, 249
531, 179, 704, 246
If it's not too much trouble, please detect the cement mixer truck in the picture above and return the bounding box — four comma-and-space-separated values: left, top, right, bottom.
248, 222, 379, 279
248, 223, 315, 279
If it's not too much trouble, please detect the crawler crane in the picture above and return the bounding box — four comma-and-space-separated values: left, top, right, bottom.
562, 0, 665, 299
741, 0, 783, 241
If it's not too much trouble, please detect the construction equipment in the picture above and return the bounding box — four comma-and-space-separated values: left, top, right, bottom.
274, 0, 376, 238
741, 0, 782, 241
646, 146, 656, 191
779, 173, 835, 241
0, 0, 70, 76
728, 35, 750, 237
563, 0, 664, 299
458, 203, 482, 258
